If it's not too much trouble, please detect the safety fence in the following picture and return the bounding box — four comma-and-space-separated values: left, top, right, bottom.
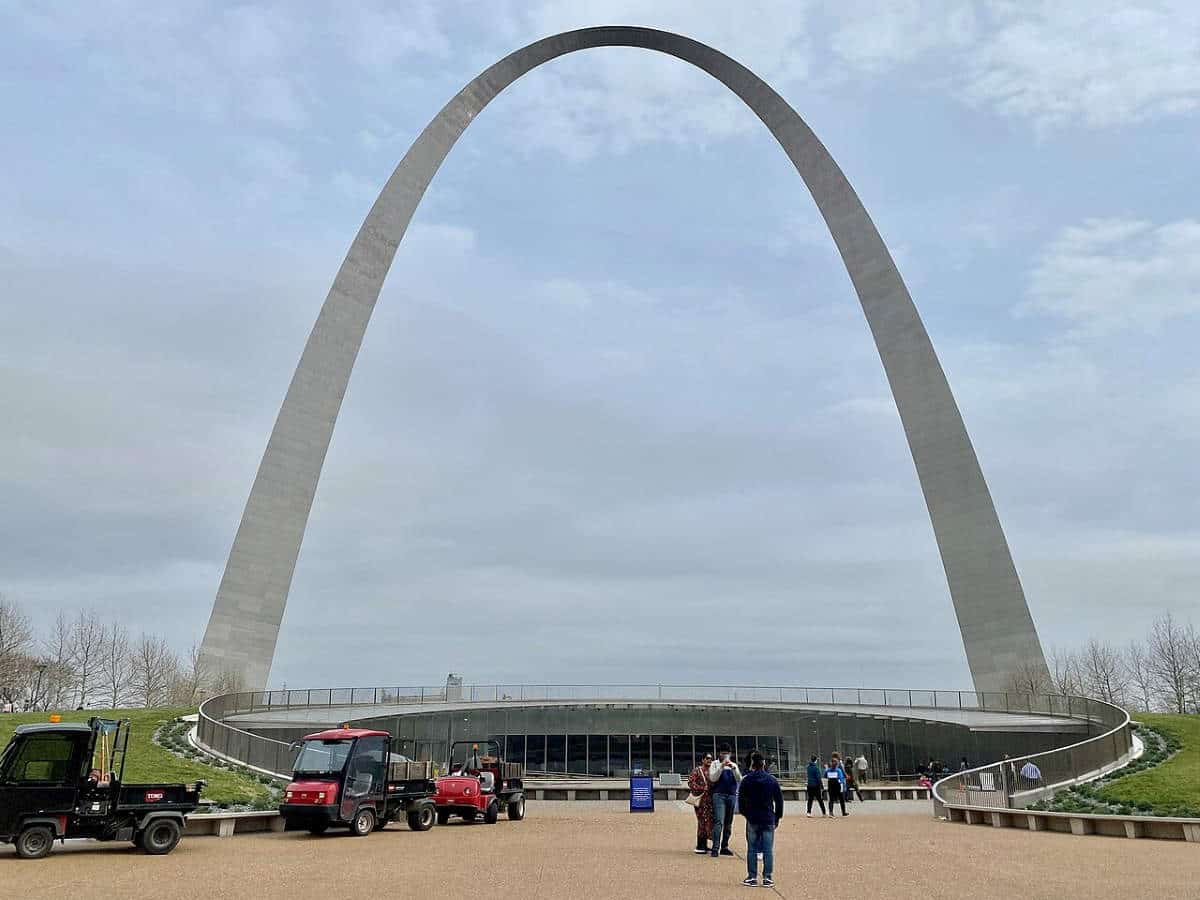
932, 696, 1133, 812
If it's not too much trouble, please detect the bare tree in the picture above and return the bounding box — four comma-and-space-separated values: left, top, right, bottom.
129, 634, 179, 708
1147, 612, 1192, 714
40, 612, 75, 710
69, 609, 106, 708
1080, 638, 1128, 705
0, 595, 34, 704
100, 625, 133, 709
1005, 660, 1051, 695
1048, 646, 1084, 695
1125, 640, 1156, 712
170, 643, 208, 707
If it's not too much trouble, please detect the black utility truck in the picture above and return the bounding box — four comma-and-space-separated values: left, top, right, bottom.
0, 717, 204, 859
280, 728, 437, 836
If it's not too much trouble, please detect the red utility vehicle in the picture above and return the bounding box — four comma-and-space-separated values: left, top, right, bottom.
280, 728, 436, 836
433, 740, 525, 825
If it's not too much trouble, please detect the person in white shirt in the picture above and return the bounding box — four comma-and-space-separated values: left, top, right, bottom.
707, 746, 743, 856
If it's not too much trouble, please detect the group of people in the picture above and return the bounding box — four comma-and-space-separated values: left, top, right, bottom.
686, 747, 871, 887
803, 752, 867, 817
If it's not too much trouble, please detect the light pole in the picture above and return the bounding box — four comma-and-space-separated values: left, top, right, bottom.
29, 662, 49, 712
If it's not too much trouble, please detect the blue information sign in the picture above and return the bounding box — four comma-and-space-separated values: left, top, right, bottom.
629, 775, 655, 812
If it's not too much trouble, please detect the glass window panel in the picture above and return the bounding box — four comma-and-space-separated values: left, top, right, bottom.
567, 735, 587, 775
694, 735, 714, 763
526, 735, 546, 772
630, 734, 650, 774
736, 736, 757, 767
672, 735, 694, 775
651, 735, 671, 774
546, 734, 566, 774
609, 735, 629, 777
506, 734, 525, 769
588, 736, 607, 777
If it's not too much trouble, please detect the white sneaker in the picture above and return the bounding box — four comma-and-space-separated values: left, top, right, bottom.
805, 812, 812, 818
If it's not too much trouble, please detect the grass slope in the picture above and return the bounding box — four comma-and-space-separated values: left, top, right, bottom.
0, 707, 272, 807
1098, 713, 1200, 814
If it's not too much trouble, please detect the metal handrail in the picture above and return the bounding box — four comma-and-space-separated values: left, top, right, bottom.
201, 684, 1107, 715
932, 697, 1133, 812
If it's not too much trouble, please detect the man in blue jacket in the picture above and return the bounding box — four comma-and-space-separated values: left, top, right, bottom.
738, 751, 783, 887
805, 755, 827, 817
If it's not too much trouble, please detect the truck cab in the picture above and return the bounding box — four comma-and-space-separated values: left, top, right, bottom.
0, 718, 203, 859
281, 728, 436, 836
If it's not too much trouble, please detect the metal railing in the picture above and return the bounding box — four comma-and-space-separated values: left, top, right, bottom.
201, 683, 1108, 715
197, 684, 1115, 780
196, 692, 298, 778
932, 697, 1133, 812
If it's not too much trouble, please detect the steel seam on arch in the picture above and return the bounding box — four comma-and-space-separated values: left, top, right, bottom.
198, 26, 1050, 693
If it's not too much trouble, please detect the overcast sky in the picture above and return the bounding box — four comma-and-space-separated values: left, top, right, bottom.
2, 1, 1198, 691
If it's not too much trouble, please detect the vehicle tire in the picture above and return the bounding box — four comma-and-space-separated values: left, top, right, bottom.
139, 818, 183, 856
436, 809, 450, 826
484, 801, 499, 824
14, 825, 54, 860
350, 807, 376, 837
408, 806, 435, 832
507, 797, 526, 821
461, 808, 476, 823
307, 822, 329, 835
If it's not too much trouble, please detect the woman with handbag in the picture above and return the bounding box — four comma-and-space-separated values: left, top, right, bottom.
687, 752, 715, 853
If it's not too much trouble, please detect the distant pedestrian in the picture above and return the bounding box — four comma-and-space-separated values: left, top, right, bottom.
825, 756, 847, 817
845, 760, 864, 802
959, 756, 970, 772
688, 752, 715, 854
854, 752, 869, 786
707, 746, 742, 857
805, 755, 827, 817
738, 751, 783, 888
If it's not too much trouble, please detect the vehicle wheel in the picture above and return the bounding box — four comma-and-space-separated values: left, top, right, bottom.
507, 797, 526, 821
139, 818, 183, 856
14, 825, 54, 860
307, 822, 329, 835
461, 808, 476, 823
350, 808, 376, 837
484, 801, 499, 824
436, 809, 450, 826
408, 806, 435, 832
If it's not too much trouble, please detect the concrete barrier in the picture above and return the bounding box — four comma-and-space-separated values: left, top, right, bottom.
944, 805, 1200, 842
186, 811, 285, 837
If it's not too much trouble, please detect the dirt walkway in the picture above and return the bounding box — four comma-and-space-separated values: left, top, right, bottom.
1, 801, 1195, 899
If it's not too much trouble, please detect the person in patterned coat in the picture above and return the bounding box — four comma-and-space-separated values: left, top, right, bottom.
688, 752, 715, 853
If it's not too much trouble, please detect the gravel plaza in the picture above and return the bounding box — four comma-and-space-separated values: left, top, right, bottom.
2, 800, 1196, 900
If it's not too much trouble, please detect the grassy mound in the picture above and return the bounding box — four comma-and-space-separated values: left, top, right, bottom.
1097, 713, 1200, 815
0, 707, 275, 808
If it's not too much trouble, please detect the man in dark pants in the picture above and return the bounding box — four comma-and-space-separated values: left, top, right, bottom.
738, 751, 784, 888
707, 745, 741, 857
805, 755, 826, 817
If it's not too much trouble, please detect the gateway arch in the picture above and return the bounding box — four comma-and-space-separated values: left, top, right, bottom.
199, 26, 1049, 694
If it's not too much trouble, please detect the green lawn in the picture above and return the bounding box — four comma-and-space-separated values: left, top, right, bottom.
0, 707, 274, 808
1098, 713, 1200, 815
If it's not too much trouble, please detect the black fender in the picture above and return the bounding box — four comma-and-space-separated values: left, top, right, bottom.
16, 817, 65, 838
409, 797, 436, 815
503, 791, 525, 806
136, 810, 186, 831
